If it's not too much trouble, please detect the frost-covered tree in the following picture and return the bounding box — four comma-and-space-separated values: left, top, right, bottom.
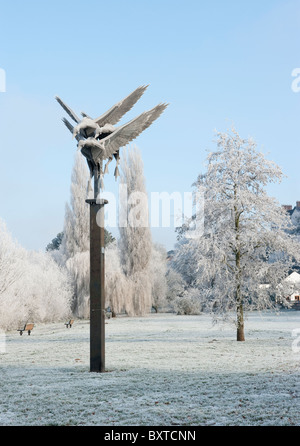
0, 219, 27, 325
174, 128, 300, 341
0, 219, 72, 330
47, 229, 114, 254
59, 152, 90, 316
165, 267, 186, 311
118, 146, 152, 316
150, 243, 168, 313
21, 251, 73, 324
56, 152, 117, 318
65, 251, 90, 318
0, 221, 23, 292
61, 152, 90, 260
173, 288, 203, 315
171, 236, 199, 287
105, 241, 129, 317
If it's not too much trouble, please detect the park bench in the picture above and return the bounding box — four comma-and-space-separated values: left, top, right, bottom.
65, 319, 74, 328
17, 323, 34, 336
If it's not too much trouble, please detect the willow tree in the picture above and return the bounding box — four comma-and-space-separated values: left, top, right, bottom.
118, 146, 152, 316
175, 128, 300, 341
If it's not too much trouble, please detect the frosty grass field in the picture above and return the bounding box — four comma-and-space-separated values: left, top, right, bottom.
0, 311, 300, 426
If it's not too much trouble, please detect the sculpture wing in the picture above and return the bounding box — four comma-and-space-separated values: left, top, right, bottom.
62, 118, 83, 142
81, 112, 92, 118
101, 103, 168, 159
55, 96, 80, 123
62, 117, 74, 134
94, 85, 149, 127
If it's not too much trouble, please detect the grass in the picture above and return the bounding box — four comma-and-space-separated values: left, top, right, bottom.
0, 310, 299, 426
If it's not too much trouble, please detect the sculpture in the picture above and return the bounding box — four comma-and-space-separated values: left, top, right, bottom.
56, 85, 168, 373
56, 85, 168, 196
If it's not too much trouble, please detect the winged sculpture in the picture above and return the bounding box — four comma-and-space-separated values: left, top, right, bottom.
56, 85, 168, 196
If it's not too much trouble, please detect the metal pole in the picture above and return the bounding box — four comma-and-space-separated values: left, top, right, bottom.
86, 169, 108, 373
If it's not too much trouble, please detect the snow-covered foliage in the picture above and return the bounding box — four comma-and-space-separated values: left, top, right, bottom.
56, 147, 159, 319
125, 271, 152, 316
119, 147, 152, 274
174, 128, 300, 340
165, 267, 186, 309
61, 152, 89, 260
62, 241, 132, 319
105, 241, 129, 316
58, 153, 91, 317
173, 287, 202, 315
20, 251, 73, 324
171, 236, 199, 287
65, 251, 90, 319
150, 243, 168, 312
118, 146, 153, 316
0, 220, 72, 330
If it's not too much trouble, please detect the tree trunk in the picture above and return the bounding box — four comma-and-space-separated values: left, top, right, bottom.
234, 184, 245, 342
236, 302, 245, 341
235, 276, 245, 342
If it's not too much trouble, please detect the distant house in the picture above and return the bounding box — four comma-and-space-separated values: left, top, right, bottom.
283, 272, 300, 302
282, 201, 300, 216
282, 201, 300, 274
282, 201, 300, 235
259, 273, 300, 309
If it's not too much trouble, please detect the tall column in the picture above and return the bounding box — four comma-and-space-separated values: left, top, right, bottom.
86, 197, 108, 373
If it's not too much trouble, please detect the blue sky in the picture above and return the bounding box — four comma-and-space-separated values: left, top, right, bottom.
0, 0, 300, 252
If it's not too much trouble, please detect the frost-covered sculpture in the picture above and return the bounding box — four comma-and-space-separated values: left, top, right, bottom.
56, 85, 168, 194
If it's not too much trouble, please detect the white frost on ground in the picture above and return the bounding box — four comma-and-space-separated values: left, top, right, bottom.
0, 311, 300, 426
